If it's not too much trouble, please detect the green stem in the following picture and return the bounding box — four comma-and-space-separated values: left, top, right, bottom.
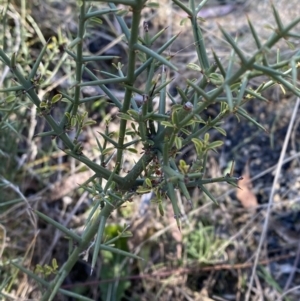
72, 2, 86, 116
190, 14, 210, 71
122, 150, 155, 189
41, 203, 114, 301
115, 1, 145, 172
158, 66, 167, 134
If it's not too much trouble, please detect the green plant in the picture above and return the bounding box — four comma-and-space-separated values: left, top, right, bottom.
99, 224, 131, 301
1, 0, 300, 300
184, 223, 231, 264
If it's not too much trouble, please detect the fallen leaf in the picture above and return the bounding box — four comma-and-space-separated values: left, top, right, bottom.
236, 163, 258, 209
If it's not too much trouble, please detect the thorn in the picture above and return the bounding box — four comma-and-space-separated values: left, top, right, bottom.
174, 215, 182, 232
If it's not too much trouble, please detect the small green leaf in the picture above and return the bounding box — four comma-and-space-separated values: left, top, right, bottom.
180, 128, 191, 135
127, 147, 138, 153
125, 130, 135, 136
61, 98, 72, 103
213, 126, 227, 136
186, 63, 201, 72
174, 136, 182, 149
209, 73, 224, 86
44, 265, 52, 276
179, 159, 189, 174
204, 133, 209, 143
127, 109, 140, 120
146, 2, 159, 7
40, 101, 47, 108
82, 111, 88, 119
192, 138, 204, 155
102, 147, 114, 155
161, 121, 174, 128
120, 231, 133, 238
145, 139, 154, 146
51, 94, 62, 104
5, 95, 16, 103
71, 116, 77, 127
147, 113, 169, 121
158, 202, 164, 216
51, 258, 58, 270
145, 178, 152, 188
192, 138, 203, 149
76, 114, 82, 124
264, 24, 274, 31
136, 187, 152, 194
90, 17, 103, 24
116, 9, 129, 16
278, 84, 286, 94
230, 82, 241, 92
35, 264, 43, 274
207, 140, 224, 149
119, 113, 133, 121
64, 112, 71, 121
171, 110, 179, 126
83, 120, 97, 127
11, 52, 17, 68
197, 17, 206, 22
180, 17, 189, 26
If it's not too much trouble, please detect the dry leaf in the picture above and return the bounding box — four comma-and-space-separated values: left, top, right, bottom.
236, 163, 258, 209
